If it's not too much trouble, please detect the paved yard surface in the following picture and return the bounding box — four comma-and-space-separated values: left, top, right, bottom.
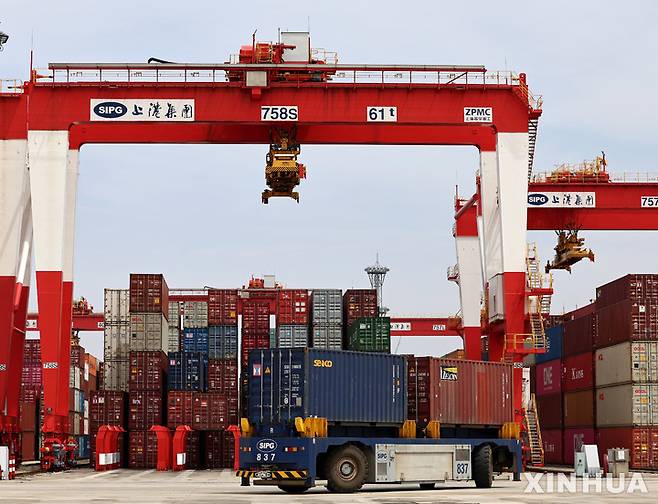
1, 469, 655, 503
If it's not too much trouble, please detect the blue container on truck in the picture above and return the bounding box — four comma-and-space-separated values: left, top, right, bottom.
182, 328, 209, 354
208, 325, 238, 359
535, 325, 563, 364
248, 348, 406, 426
167, 351, 207, 391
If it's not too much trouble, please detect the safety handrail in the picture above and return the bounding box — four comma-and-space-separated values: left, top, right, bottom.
0, 79, 23, 94
531, 172, 658, 183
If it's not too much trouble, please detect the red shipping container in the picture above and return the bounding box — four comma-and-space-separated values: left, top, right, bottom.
192, 393, 229, 430
70, 344, 85, 369
597, 427, 658, 470
541, 428, 563, 465
205, 430, 235, 469
21, 431, 37, 462
595, 299, 658, 348
562, 352, 594, 392
563, 428, 596, 466
128, 391, 164, 431
183, 431, 201, 469
129, 273, 169, 316
596, 274, 658, 309
228, 395, 239, 425
21, 364, 41, 390
128, 430, 158, 469
343, 289, 378, 327
208, 289, 238, 325
19, 401, 38, 432
90, 391, 127, 430
536, 393, 563, 429
23, 340, 41, 364
535, 359, 562, 396
208, 359, 238, 394
167, 391, 194, 428
241, 300, 270, 330
563, 312, 596, 357
277, 289, 309, 325
20, 387, 40, 403
241, 330, 269, 366
406, 356, 513, 427
129, 351, 168, 392
563, 389, 595, 428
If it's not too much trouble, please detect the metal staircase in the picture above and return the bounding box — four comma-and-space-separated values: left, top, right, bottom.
524, 393, 544, 467
527, 118, 539, 181
525, 244, 551, 351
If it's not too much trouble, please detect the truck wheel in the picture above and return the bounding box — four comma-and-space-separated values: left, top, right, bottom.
473, 445, 493, 488
278, 484, 310, 494
419, 483, 435, 490
325, 445, 367, 493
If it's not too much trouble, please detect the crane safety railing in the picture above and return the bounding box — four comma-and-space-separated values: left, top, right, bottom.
531, 171, 658, 184
0, 79, 24, 94
32, 63, 540, 106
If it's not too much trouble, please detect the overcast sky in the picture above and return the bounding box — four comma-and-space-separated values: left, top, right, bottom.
3, 1, 658, 359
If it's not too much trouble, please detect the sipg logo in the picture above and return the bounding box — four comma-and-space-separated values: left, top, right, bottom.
93, 101, 127, 119
257, 439, 277, 452
528, 193, 549, 206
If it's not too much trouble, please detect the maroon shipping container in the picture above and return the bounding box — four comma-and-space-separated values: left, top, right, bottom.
563, 428, 596, 466
70, 344, 85, 369
23, 340, 41, 364
277, 289, 309, 325
541, 428, 564, 465
595, 299, 658, 348
90, 391, 127, 429
535, 359, 562, 396
20, 387, 40, 403
19, 401, 38, 432
21, 431, 37, 462
129, 351, 168, 392
596, 274, 658, 310
192, 393, 229, 431
563, 389, 595, 428
208, 359, 238, 394
184, 431, 201, 469
597, 427, 658, 470
128, 430, 158, 469
167, 391, 194, 428
562, 352, 594, 392
343, 289, 378, 327
129, 273, 169, 316
406, 357, 513, 427
242, 300, 270, 329
21, 364, 41, 390
208, 289, 239, 326
563, 312, 596, 357
128, 391, 164, 431
228, 395, 239, 425
205, 430, 235, 469
241, 330, 269, 366
536, 393, 563, 429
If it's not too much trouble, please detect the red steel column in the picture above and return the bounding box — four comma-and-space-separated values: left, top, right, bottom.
28, 131, 71, 440
0, 138, 28, 439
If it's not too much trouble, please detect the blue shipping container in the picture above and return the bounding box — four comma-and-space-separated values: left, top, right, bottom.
535, 325, 564, 364
182, 328, 209, 354
208, 325, 238, 359
167, 351, 207, 391
248, 348, 406, 425
76, 435, 89, 460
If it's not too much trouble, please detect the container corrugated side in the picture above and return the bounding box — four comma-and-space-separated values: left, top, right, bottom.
536, 393, 562, 429
311, 289, 343, 324
248, 348, 406, 426
596, 274, 658, 309
563, 428, 596, 466
343, 289, 378, 327
595, 341, 658, 387
347, 317, 390, 353
129, 273, 169, 316
183, 301, 209, 329
535, 359, 561, 396
596, 383, 658, 427
563, 313, 596, 357
535, 325, 563, 364
208, 325, 238, 359
541, 429, 564, 465
563, 389, 595, 427
276, 325, 309, 348
104, 324, 130, 361
100, 359, 129, 392
311, 323, 343, 350
130, 313, 168, 354
277, 289, 309, 325
597, 427, 658, 469
104, 289, 130, 325
596, 300, 658, 348
208, 289, 238, 325
562, 352, 594, 392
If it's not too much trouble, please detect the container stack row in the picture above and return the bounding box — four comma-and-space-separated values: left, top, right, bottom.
533, 274, 658, 469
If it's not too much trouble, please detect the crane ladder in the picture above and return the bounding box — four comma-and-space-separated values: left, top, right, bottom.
525, 393, 545, 467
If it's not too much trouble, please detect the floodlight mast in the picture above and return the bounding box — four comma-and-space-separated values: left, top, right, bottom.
365, 254, 390, 316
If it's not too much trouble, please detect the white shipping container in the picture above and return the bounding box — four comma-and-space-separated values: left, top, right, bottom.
595, 341, 658, 387
168, 326, 180, 353
69, 366, 81, 390
596, 383, 658, 427
311, 323, 343, 350
130, 313, 168, 353
84, 399, 89, 419
182, 301, 208, 329
104, 289, 130, 325
84, 418, 89, 435
101, 359, 130, 392
104, 324, 130, 361
168, 301, 181, 329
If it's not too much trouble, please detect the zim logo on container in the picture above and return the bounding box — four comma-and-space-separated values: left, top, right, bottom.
440, 366, 458, 381
528, 193, 549, 206
93, 101, 127, 119
257, 439, 277, 452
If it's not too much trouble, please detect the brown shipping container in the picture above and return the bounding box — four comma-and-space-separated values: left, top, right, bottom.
596, 274, 658, 310
19, 401, 38, 432
205, 430, 235, 469
595, 341, 658, 387
597, 427, 658, 470
596, 383, 658, 427
128, 391, 164, 431
563, 389, 595, 428
596, 299, 658, 348
536, 393, 563, 429
167, 391, 194, 428
192, 393, 229, 430
541, 428, 563, 465
129, 351, 168, 392
70, 345, 85, 368
277, 289, 309, 325
128, 430, 158, 469
90, 391, 127, 429
406, 357, 513, 427
563, 313, 596, 357
129, 273, 169, 316
207, 359, 238, 394
21, 431, 37, 462
208, 289, 238, 325
562, 352, 594, 392
343, 289, 378, 328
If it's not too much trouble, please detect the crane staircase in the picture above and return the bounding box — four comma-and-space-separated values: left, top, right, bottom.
527, 117, 539, 180
524, 393, 545, 467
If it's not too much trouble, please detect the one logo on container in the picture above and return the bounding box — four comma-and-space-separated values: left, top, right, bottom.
257, 439, 277, 452
93, 101, 128, 119
528, 193, 549, 206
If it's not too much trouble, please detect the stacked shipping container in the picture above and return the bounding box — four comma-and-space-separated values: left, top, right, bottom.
103, 289, 130, 390
276, 289, 309, 347
310, 289, 343, 350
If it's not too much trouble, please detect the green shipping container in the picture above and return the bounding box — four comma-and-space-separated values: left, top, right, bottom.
347, 317, 391, 352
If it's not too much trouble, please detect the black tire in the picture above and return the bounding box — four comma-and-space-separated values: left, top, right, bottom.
278, 484, 310, 494
473, 445, 493, 488
419, 483, 436, 490
325, 445, 368, 493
